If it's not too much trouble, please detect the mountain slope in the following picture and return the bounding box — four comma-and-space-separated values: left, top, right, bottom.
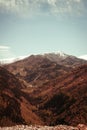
0, 55, 87, 127
0, 67, 24, 126
0, 67, 43, 126
43, 52, 87, 67
4, 53, 87, 88
27, 64, 87, 126
2, 53, 87, 126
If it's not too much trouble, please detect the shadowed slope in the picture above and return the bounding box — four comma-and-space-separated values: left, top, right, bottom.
27, 64, 87, 126
0, 67, 43, 126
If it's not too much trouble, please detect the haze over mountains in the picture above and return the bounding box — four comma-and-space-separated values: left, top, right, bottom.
0, 52, 87, 129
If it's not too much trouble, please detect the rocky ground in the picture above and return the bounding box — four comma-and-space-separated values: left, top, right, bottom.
0, 124, 87, 130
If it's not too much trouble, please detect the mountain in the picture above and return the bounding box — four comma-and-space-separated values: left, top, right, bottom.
1, 52, 87, 127
27, 64, 87, 126
0, 67, 43, 126
4, 52, 87, 88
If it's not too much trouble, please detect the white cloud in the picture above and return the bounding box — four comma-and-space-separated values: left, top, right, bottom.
0, 0, 86, 16
0, 0, 28, 14
0, 45, 10, 49
0, 45, 15, 59
79, 55, 87, 60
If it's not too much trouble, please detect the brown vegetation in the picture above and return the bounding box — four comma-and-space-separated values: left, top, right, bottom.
0, 54, 87, 127
4, 53, 87, 88
0, 67, 43, 126
26, 65, 87, 126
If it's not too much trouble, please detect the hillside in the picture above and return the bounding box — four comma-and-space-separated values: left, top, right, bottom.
0, 67, 43, 126
26, 64, 87, 126
4, 53, 87, 88
0, 53, 87, 127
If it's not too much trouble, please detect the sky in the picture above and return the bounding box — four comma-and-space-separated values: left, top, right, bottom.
0, 0, 87, 60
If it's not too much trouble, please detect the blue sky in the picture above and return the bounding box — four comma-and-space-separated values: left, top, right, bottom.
0, 0, 87, 59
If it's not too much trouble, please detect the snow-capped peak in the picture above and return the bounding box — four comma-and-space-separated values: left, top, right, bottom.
40, 51, 68, 63
57, 51, 67, 57
78, 55, 87, 60
43, 51, 68, 59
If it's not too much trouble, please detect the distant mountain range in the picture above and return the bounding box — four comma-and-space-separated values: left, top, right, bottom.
4, 52, 87, 87
0, 52, 87, 127
0, 52, 87, 65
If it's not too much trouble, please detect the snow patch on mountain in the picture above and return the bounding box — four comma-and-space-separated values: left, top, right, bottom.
43, 51, 68, 57
42, 51, 68, 62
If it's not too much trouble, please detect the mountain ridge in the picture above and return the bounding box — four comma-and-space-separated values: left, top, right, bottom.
1, 52, 87, 64
4, 52, 87, 88
0, 52, 87, 127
